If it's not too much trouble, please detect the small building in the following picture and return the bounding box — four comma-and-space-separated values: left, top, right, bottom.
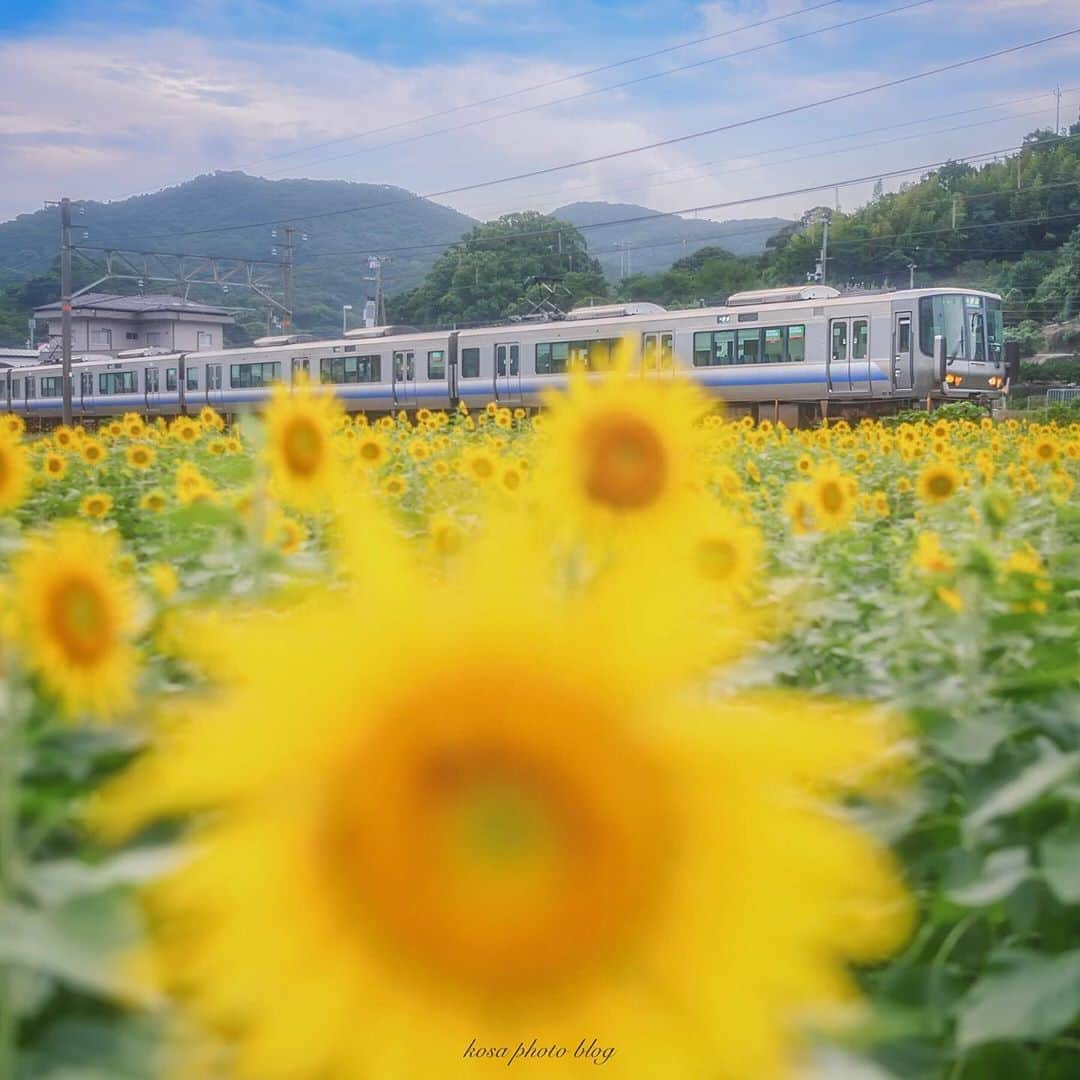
33, 293, 233, 358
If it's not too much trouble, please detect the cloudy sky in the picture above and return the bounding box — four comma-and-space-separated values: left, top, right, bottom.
0, 0, 1078, 235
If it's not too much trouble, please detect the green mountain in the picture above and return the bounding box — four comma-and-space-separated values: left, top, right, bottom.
553, 202, 789, 277
0, 172, 478, 343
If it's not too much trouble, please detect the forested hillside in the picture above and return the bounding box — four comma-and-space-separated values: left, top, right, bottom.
0, 172, 477, 345
388, 213, 608, 327
552, 202, 788, 276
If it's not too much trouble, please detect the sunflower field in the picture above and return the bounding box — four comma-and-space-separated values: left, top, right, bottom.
0, 377, 1078, 1080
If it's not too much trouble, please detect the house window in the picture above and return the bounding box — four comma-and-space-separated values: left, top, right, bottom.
91, 328, 113, 348
126, 331, 139, 341
197, 331, 213, 351
460, 347, 480, 378
146, 331, 164, 347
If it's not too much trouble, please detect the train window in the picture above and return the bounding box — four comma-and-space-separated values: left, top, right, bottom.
460, 347, 480, 378
208, 366, 222, 391
852, 319, 869, 360
41, 376, 64, 398
968, 310, 986, 362
99, 371, 137, 394
80, 373, 93, 396
737, 330, 761, 364
831, 321, 848, 361
896, 320, 911, 354
188, 367, 200, 391
987, 299, 1003, 363
536, 342, 568, 374
145, 368, 160, 393
919, 296, 965, 359
428, 350, 446, 379
166, 368, 178, 391
787, 325, 806, 362
535, 339, 618, 375
320, 355, 381, 383
693, 330, 735, 367
763, 328, 784, 363
229, 362, 281, 388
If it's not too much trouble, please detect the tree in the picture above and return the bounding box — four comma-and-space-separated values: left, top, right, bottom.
387, 213, 607, 327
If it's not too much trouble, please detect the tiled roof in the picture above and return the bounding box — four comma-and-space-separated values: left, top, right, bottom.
34, 292, 232, 317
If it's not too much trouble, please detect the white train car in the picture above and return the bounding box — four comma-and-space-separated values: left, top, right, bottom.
2, 285, 1014, 423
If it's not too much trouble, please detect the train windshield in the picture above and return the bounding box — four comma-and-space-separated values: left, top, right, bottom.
919, 294, 1001, 362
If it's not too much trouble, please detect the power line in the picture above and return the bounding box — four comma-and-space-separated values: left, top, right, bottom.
265, 0, 935, 178
132, 26, 1080, 244
244, 0, 846, 170
290, 131, 1080, 264
449, 89, 1079, 221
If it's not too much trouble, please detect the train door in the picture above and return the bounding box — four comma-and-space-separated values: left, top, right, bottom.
828, 318, 871, 393
642, 331, 675, 377
827, 319, 848, 392
144, 365, 162, 413
206, 363, 224, 409
393, 349, 416, 410
79, 371, 93, 415
291, 356, 310, 386
850, 317, 871, 393
494, 342, 521, 403
893, 311, 913, 391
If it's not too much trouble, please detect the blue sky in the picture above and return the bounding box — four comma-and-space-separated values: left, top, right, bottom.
0, 0, 1077, 230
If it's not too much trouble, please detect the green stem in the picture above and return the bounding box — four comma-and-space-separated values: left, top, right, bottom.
0, 664, 19, 1079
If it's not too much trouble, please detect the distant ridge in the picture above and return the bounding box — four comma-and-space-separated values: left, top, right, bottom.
0, 171, 478, 318
553, 201, 790, 277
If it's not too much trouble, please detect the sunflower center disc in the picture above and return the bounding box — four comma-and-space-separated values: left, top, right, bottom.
583, 413, 668, 511
47, 576, 111, 665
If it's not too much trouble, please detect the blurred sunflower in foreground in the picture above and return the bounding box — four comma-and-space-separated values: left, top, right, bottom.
100, 491, 911, 1079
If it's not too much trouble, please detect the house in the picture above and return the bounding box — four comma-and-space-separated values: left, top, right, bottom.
33, 293, 233, 358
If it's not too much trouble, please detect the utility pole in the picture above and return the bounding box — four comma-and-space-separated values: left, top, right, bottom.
819, 219, 829, 286
44, 198, 75, 425
365, 256, 389, 325
614, 240, 633, 279
282, 225, 295, 333
1055, 84, 1063, 135
908, 262, 917, 290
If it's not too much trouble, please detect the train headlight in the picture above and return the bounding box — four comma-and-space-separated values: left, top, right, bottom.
945, 373, 963, 386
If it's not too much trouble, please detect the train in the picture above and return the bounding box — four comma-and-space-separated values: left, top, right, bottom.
2, 285, 1016, 424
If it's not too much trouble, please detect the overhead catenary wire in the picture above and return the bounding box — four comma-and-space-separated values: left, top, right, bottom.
264, 0, 937, 178
129, 26, 1080, 244
287, 131, 1080, 264
243, 0, 847, 169
447, 89, 1080, 221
